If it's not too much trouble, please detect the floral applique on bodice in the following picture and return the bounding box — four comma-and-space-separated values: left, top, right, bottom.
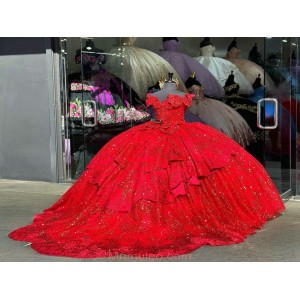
146, 93, 193, 132
187, 85, 207, 104
199, 45, 216, 57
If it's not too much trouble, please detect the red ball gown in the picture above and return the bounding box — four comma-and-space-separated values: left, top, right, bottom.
9, 93, 285, 258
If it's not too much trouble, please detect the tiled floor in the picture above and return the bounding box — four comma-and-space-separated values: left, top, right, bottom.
1, 179, 300, 262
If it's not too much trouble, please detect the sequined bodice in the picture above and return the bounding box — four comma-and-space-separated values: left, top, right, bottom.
187, 85, 205, 103
146, 93, 193, 128
199, 45, 216, 57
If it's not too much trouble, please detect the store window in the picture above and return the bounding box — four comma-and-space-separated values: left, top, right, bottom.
59, 37, 299, 198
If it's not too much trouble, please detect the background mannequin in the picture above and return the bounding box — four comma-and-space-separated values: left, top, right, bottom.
159, 37, 225, 99
151, 72, 185, 101
194, 37, 254, 95
222, 72, 265, 163
225, 38, 276, 94
249, 74, 265, 103
185, 73, 254, 147
248, 43, 264, 67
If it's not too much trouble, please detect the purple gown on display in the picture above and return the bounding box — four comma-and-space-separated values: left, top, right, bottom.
159, 39, 225, 99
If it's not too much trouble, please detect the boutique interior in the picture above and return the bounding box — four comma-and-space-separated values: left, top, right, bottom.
59, 37, 300, 198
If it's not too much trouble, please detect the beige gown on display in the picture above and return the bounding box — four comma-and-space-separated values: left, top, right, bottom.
225, 38, 276, 94
104, 37, 187, 100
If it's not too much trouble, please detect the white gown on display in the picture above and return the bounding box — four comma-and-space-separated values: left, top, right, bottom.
104, 38, 187, 100
187, 84, 255, 148
194, 45, 254, 95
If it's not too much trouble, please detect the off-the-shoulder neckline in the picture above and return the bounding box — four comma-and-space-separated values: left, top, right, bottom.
147, 93, 189, 104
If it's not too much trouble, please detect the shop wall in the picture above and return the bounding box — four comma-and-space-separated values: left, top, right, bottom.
0, 37, 58, 182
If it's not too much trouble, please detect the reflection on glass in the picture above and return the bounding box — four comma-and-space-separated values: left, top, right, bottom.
66, 37, 153, 179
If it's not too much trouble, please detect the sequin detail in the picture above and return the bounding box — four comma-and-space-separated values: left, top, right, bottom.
9, 93, 285, 258
187, 85, 255, 147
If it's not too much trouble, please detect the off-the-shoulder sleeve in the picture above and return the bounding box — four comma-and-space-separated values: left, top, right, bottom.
145, 93, 158, 108
183, 94, 194, 107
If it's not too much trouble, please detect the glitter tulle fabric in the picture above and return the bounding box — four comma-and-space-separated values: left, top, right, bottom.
187, 85, 255, 147
9, 93, 285, 258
